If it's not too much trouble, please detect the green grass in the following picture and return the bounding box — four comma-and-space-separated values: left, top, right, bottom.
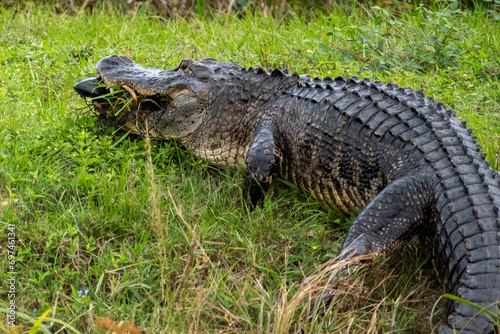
0, 4, 499, 333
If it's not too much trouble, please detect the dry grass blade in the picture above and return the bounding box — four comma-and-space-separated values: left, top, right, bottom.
270, 252, 422, 334
165, 187, 211, 267
145, 120, 169, 303
94, 317, 142, 334
200, 293, 243, 324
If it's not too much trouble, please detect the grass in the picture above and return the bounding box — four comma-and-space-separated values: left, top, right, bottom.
0, 3, 499, 333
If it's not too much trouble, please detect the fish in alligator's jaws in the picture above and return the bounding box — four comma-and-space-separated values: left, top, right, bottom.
75, 55, 500, 334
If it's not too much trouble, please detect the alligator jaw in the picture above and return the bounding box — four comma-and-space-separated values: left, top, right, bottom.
73, 77, 108, 98
74, 56, 210, 140
74, 75, 142, 135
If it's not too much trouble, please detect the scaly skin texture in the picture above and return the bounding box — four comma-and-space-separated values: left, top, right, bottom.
74, 55, 500, 334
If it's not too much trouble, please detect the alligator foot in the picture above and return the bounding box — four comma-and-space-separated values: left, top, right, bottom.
304, 258, 366, 317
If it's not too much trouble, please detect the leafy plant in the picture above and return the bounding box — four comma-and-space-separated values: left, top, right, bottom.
319, 5, 483, 73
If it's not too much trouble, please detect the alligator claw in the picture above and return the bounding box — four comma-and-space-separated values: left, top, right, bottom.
310, 287, 336, 316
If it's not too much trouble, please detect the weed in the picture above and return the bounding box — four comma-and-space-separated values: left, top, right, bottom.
319, 5, 487, 73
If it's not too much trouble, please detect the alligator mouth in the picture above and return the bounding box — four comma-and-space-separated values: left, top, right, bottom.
74, 76, 173, 135
75, 55, 203, 139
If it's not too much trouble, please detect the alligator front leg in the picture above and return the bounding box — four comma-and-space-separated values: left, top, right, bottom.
314, 175, 435, 307
244, 126, 280, 207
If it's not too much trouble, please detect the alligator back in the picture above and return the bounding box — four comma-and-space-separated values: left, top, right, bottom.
271, 75, 500, 333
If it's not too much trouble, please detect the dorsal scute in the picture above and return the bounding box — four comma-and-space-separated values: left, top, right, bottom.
385, 82, 395, 90
256, 67, 267, 75
361, 78, 371, 85
334, 76, 346, 83
270, 68, 285, 78
436, 102, 447, 113
427, 96, 436, 107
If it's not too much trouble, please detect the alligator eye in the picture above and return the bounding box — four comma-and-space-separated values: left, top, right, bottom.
179, 60, 193, 71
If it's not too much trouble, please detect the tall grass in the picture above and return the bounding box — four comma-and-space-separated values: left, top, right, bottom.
3, 0, 500, 20
0, 4, 499, 333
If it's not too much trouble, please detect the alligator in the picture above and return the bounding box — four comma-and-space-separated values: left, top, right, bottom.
74, 55, 500, 333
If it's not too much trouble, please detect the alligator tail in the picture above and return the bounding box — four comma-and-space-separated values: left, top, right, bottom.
435, 118, 500, 334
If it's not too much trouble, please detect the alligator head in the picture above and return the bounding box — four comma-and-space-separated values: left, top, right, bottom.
74, 55, 237, 139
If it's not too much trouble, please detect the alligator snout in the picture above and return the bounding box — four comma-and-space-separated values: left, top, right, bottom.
74, 77, 109, 98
